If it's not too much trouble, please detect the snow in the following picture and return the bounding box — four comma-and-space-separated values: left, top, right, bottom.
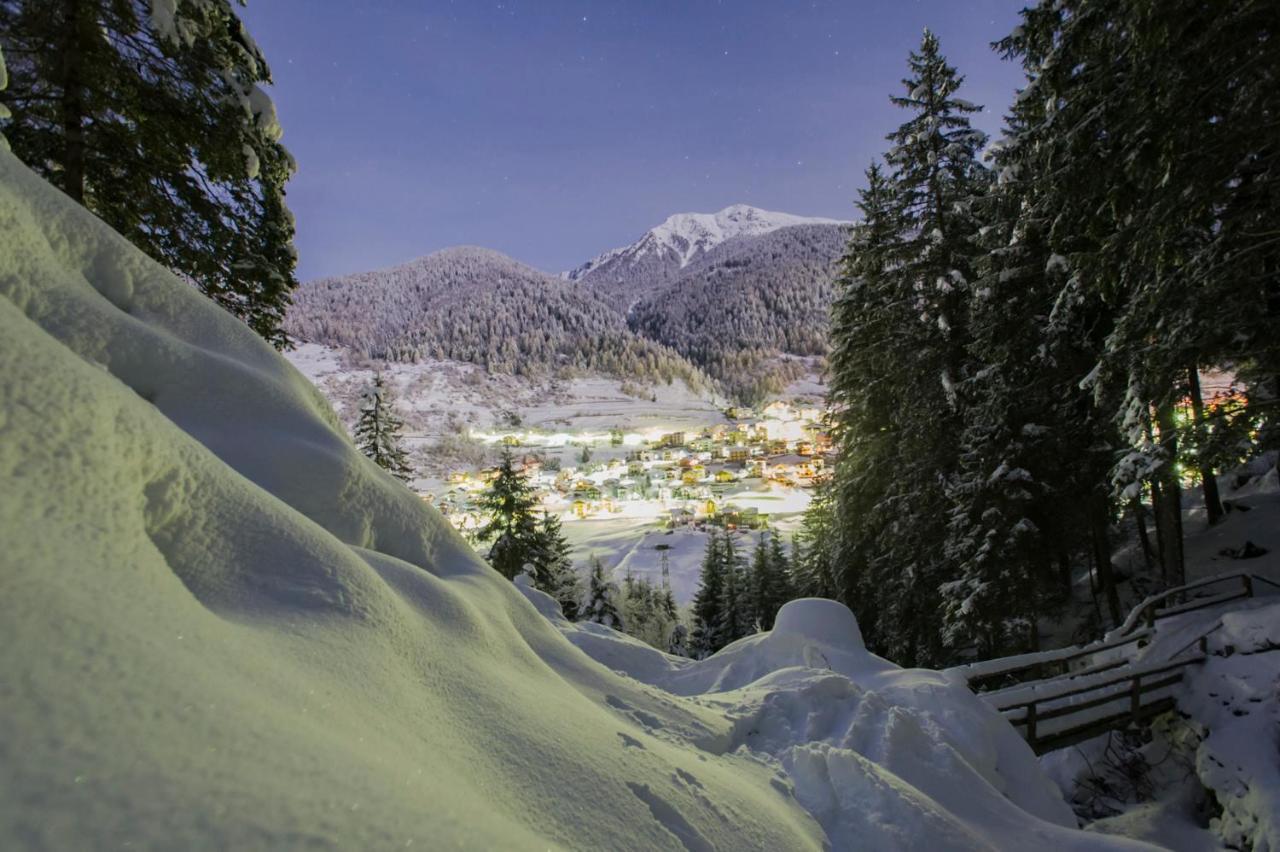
568, 204, 849, 277
533, 597, 1151, 850
0, 146, 1152, 849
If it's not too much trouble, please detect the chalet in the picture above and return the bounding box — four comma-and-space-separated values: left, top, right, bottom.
627, 460, 645, 476
728, 446, 750, 463
714, 469, 736, 483
668, 507, 695, 527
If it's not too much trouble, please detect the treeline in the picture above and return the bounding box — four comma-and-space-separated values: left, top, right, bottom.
689, 529, 796, 658
0, 0, 298, 346
628, 225, 844, 403
287, 246, 709, 389
803, 7, 1278, 667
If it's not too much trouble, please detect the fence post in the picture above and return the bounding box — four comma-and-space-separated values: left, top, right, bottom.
1026, 703, 1037, 751
1244, 575, 1254, 599
1130, 674, 1142, 720
1144, 605, 1155, 630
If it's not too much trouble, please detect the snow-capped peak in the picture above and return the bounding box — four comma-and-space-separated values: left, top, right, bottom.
568, 204, 846, 279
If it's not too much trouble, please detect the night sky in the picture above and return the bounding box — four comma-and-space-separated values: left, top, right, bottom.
238, 1, 1029, 281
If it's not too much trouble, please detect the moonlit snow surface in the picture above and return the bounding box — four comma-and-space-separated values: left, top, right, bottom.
0, 149, 1147, 850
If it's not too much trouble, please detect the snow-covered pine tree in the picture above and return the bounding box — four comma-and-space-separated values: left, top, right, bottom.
531, 512, 580, 620
747, 533, 793, 632
582, 555, 622, 630
998, 0, 1280, 592
792, 484, 838, 599
826, 31, 989, 665
717, 531, 752, 647
353, 374, 413, 483
764, 532, 796, 627
690, 530, 726, 658
476, 446, 542, 580
666, 622, 690, 658
0, 0, 298, 347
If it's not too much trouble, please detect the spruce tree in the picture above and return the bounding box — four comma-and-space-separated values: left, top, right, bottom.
476, 447, 542, 580
582, 555, 622, 630
353, 374, 413, 483
717, 532, 752, 646
0, 0, 298, 346
825, 31, 989, 666
998, 0, 1280, 592
690, 531, 726, 658
530, 512, 580, 620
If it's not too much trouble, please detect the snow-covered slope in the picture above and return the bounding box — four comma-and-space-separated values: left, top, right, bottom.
567, 204, 847, 308
0, 148, 1146, 850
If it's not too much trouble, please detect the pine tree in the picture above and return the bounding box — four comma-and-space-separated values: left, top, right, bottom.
582, 555, 622, 630
666, 622, 690, 658
793, 485, 838, 599
825, 31, 989, 666
998, 0, 1280, 593
0, 0, 298, 346
690, 530, 726, 658
476, 446, 542, 580
763, 532, 796, 628
717, 531, 752, 646
530, 512, 581, 620
353, 374, 413, 482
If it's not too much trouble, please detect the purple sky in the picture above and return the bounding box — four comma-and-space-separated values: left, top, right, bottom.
238, 1, 1028, 280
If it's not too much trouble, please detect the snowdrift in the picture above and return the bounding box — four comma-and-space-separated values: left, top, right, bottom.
0, 148, 1144, 849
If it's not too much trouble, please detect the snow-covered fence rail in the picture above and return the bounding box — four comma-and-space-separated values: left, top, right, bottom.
994, 655, 1206, 754
948, 630, 1152, 694
1115, 572, 1280, 637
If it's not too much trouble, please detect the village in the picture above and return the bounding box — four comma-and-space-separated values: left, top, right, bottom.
425, 400, 833, 539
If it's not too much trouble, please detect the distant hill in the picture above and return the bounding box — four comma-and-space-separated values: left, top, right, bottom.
626, 223, 847, 403
285, 246, 708, 389
567, 204, 846, 312
288, 205, 850, 404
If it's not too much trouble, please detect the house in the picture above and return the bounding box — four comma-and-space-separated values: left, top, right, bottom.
728, 446, 750, 463
714, 469, 736, 483
668, 508, 695, 527
763, 401, 791, 420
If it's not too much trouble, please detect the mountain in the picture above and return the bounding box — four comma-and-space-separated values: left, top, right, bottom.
285, 246, 708, 388
627, 223, 847, 403
567, 204, 847, 311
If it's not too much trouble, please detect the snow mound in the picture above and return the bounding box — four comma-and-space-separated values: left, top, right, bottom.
1, 146, 1142, 850
531, 590, 1149, 850
772, 596, 866, 649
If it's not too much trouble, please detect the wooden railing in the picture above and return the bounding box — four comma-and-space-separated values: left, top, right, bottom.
954, 630, 1152, 694
995, 654, 1206, 754
952, 572, 1278, 694
1117, 572, 1280, 636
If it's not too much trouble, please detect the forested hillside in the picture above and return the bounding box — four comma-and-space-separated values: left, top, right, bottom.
289, 224, 845, 403
795, 13, 1279, 669
286, 246, 709, 389
628, 223, 846, 402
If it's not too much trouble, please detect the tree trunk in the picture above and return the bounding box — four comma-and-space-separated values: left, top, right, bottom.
1089, 492, 1122, 625
1131, 496, 1156, 573
1187, 367, 1224, 524
60, 0, 87, 204
1155, 402, 1186, 588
